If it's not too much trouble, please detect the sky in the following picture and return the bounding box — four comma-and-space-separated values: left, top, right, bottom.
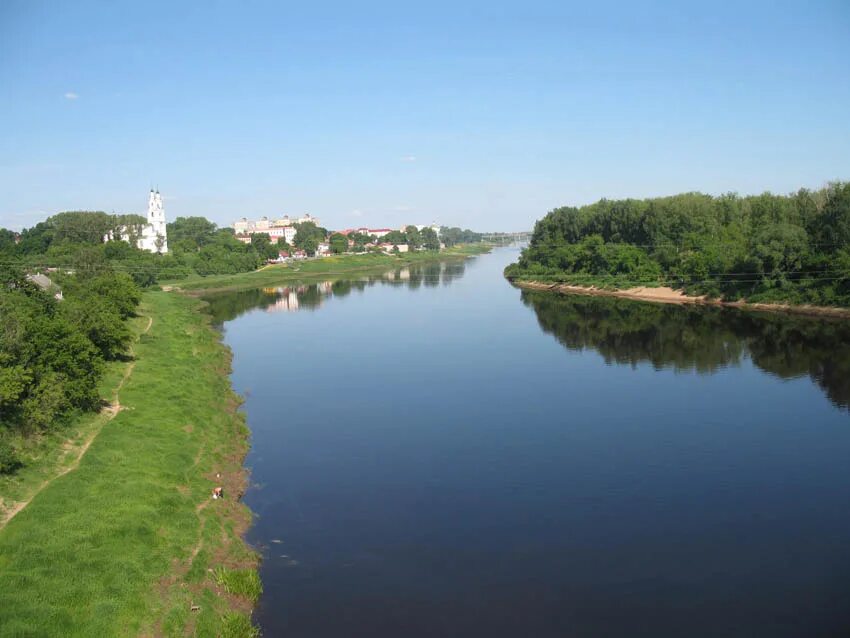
1, 0, 849, 232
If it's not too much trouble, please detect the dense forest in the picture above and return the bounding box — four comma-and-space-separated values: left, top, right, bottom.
506, 182, 850, 306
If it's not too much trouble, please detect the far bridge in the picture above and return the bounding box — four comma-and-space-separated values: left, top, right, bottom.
480, 231, 532, 243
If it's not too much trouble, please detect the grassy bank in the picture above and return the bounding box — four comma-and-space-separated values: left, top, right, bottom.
0, 244, 490, 636
169, 244, 491, 294
0, 292, 258, 637
0, 312, 147, 528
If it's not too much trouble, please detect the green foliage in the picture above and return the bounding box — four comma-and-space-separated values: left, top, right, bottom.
248, 232, 278, 260
404, 225, 422, 249
421, 226, 440, 251
0, 264, 141, 439
213, 567, 262, 602
0, 292, 257, 636
508, 182, 850, 306
167, 216, 218, 248
329, 232, 349, 254
220, 612, 260, 638
293, 222, 326, 256
0, 439, 23, 474
349, 232, 371, 251
439, 226, 483, 246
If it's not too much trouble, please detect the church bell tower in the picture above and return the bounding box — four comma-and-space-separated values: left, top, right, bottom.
147, 189, 168, 253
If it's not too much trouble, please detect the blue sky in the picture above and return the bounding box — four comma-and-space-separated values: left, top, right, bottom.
1, 0, 848, 232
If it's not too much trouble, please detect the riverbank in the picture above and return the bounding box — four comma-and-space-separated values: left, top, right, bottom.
168, 244, 492, 295
509, 279, 850, 319
0, 292, 259, 637
0, 246, 491, 636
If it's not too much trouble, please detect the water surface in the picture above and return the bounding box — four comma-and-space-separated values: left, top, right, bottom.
211, 248, 850, 637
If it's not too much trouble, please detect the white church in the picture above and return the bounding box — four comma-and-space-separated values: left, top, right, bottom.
110, 189, 169, 253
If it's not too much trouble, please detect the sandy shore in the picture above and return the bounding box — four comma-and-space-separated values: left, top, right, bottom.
511, 280, 850, 320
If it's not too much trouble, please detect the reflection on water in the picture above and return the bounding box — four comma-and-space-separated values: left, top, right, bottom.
522, 290, 850, 410
214, 249, 850, 637
205, 261, 467, 322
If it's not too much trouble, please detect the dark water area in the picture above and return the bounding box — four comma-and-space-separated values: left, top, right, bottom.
209, 248, 850, 637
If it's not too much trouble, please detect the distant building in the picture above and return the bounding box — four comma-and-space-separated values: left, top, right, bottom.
232, 214, 320, 241
26, 273, 63, 300
108, 189, 169, 253
380, 242, 409, 253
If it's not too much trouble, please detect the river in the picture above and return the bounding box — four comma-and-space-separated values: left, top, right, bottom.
208, 247, 850, 637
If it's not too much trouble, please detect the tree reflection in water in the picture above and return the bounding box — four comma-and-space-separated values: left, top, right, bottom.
203, 261, 467, 324
522, 291, 850, 411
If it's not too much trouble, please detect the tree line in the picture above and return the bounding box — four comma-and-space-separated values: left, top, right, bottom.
505, 182, 850, 306
1, 212, 484, 288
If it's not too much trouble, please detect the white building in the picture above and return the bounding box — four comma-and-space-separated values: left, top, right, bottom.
110, 189, 168, 253
232, 214, 320, 240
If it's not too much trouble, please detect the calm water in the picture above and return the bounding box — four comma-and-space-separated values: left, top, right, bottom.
210, 248, 850, 637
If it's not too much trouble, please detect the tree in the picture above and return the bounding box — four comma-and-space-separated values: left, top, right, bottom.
250, 233, 280, 260
0, 268, 105, 434
507, 182, 850, 306
383, 230, 406, 244
349, 232, 371, 251
405, 225, 422, 249
329, 233, 349, 254
294, 222, 325, 256
167, 216, 218, 249
421, 227, 440, 251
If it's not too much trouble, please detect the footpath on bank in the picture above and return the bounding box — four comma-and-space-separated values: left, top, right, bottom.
0, 292, 258, 638
0, 246, 491, 637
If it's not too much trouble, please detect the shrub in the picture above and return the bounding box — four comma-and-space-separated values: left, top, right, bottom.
0, 439, 22, 474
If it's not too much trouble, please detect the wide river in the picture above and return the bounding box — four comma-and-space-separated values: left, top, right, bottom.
208, 247, 850, 637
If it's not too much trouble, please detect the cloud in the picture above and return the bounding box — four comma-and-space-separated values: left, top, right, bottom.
400, 155, 416, 162
64, 92, 79, 100
392, 205, 412, 213
351, 209, 363, 217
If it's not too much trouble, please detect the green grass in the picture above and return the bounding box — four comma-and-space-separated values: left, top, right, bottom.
221, 612, 260, 638
213, 567, 262, 603
0, 315, 146, 514
0, 292, 258, 637
168, 244, 491, 294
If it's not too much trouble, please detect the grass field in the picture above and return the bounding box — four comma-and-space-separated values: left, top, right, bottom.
0, 292, 257, 637
169, 244, 491, 294
0, 313, 147, 527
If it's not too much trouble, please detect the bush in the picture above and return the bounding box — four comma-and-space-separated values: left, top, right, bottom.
0, 439, 22, 474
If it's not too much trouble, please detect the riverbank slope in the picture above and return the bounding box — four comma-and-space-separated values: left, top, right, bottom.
509, 279, 850, 319
0, 292, 258, 637
0, 246, 491, 636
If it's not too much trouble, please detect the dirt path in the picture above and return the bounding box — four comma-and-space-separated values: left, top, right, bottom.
0, 314, 154, 530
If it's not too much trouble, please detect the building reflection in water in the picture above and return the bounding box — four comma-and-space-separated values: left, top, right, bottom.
205, 261, 468, 323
